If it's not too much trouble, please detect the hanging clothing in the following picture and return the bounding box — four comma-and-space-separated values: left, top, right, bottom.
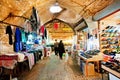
23, 20, 32, 33
15, 28, 21, 42
24, 53, 35, 70
30, 7, 40, 32
14, 42, 19, 52
19, 42, 22, 51
21, 30, 26, 43
39, 25, 45, 36
44, 28, 47, 39
6, 25, 13, 45
14, 28, 21, 52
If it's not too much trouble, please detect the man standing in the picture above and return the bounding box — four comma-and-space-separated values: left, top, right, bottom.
54, 39, 59, 56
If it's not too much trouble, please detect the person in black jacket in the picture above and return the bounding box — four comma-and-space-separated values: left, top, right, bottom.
54, 39, 59, 56
58, 40, 65, 60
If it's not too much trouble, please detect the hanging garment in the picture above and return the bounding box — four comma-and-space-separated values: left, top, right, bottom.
21, 30, 26, 43
44, 28, 47, 39
25, 53, 35, 70
39, 25, 45, 36
15, 28, 21, 42
30, 7, 40, 32
6, 25, 13, 45
14, 28, 21, 52
23, 20, 32, 33
19, 41, 22, 51
14, 42, 19, 52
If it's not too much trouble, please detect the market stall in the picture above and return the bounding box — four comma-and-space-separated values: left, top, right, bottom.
99, 10, 120, 80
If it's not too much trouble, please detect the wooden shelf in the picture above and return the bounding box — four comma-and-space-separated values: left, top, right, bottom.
101, 65, 120, 78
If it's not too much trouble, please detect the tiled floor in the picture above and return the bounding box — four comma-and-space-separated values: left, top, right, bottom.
18, 53, 102, 80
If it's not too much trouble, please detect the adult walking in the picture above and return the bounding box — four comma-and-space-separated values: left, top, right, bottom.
58, 40, 65, 60
54, 39, 59, 56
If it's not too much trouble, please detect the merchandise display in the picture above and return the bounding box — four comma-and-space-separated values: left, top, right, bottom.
102, 57, 120, 73
0, 1, 120, 80
100, 26, 120, 53
85, 50, 100, 55
79, 49, 102, 76
100, 25, 120, 79
80, 50, 100, 58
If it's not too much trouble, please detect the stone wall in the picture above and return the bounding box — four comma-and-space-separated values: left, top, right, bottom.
0, 25, 14, 54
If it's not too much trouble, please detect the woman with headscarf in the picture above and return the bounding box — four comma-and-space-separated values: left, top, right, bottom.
58, 40, 65, 60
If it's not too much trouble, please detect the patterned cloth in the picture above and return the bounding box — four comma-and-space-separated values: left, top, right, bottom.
24, 53, 35, 70
0, 60, 17, 69
0, 54, 18, 69
17, 53, 25, 62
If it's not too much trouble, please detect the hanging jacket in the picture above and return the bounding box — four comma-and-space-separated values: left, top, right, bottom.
6, 25, 13, 45
14, 28, 21, 52
15, 28, 21, 42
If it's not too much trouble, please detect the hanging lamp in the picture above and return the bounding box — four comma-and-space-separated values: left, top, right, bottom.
49, 1, 62, 13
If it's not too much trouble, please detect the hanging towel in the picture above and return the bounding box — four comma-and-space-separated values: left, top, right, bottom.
6, 25, 13, 45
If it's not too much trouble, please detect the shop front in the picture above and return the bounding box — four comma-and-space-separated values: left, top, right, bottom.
0, 7, 46, 80
99, 10, 120, 80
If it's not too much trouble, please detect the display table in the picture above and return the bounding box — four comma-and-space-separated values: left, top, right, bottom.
79, 54, 103, 76
0, 54, 18, 80
101, 65, 120, 80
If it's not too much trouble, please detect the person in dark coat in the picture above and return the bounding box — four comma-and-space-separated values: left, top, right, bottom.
58, 40, 65, 59
54, 39, 59, 56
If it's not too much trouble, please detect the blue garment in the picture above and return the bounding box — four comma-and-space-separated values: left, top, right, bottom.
19, 42, 22, 51
14, 42, 19, 52
15, 28, 21, 42
14, 28, 22, 52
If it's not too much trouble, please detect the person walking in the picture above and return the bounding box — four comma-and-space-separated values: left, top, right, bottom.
54, 39, 59, 56
58, 40, 65, 60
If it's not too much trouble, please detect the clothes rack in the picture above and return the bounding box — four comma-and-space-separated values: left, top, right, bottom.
0, 21, 24, 29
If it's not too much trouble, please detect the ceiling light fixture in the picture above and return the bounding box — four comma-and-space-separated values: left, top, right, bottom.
49, 2, 62, 13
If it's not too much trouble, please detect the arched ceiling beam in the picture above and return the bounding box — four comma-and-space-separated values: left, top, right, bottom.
44, 18, 76, 34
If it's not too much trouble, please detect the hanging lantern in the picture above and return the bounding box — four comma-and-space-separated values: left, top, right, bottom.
54, 22, 58, 30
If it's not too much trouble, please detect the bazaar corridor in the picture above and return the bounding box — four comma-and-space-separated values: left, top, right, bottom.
18, 53, 101, 80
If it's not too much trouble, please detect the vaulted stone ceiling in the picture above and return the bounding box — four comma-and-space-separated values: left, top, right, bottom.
0, 0, 114, 40
0, 0, 114, 26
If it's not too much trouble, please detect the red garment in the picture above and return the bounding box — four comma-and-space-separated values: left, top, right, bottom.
0, 55, 18, 69
0, 60, 17, 69
39, 25, 45, 35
